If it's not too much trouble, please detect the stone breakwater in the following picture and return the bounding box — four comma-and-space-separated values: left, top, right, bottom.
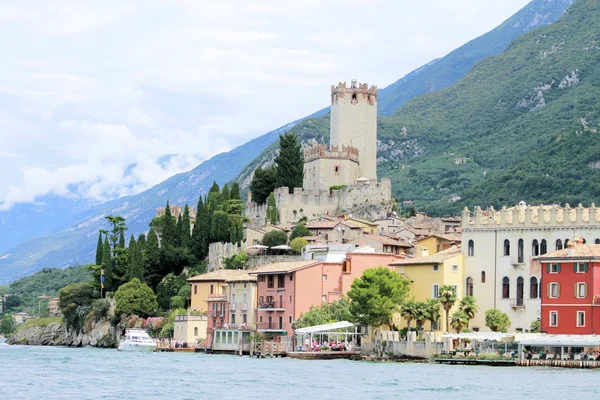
7, 319, 116, 348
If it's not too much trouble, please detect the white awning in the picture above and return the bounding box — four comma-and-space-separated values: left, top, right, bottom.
440, 332, 544, 342
271, 245, 291, 250
518, 335, 600, 347
295, 321, 356, 334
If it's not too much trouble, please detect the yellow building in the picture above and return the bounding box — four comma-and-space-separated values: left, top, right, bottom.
345, 217, 379, 234
174, 314, 208, 345
390, 246, 464, 332
414, 233, 461, 256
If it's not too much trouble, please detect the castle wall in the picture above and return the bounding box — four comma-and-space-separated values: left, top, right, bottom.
330, 81, 378, 180
303, 157, 359, 194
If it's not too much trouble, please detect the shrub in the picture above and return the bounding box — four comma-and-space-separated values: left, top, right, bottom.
290, 237, 308, 254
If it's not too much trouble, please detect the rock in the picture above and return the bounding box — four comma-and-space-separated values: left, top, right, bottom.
7, 319, 116, 348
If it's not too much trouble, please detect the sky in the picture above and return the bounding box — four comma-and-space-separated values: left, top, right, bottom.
0, 0, 532, 210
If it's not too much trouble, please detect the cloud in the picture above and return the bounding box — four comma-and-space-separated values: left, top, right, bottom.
0, 0, 532, 209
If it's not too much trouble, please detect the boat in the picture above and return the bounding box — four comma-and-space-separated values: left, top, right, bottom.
117, 329, 156, 352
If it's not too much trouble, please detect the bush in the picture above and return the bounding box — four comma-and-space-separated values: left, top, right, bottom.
290, 237, 308, 254
90, 299, 111, 320
114, 278, 158, 318
262, 230, 288, 248
289, 223, 311, 241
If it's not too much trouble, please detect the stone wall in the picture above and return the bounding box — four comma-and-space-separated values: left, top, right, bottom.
362, 331, 443, 359
246, 255, 302, 269
208, 242, 241, 271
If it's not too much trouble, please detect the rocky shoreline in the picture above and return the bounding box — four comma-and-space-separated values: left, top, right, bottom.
7, 319, 117, 348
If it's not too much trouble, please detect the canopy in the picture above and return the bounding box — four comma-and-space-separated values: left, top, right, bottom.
295, 321, 355, 334
518, 335, 600, 347
247, 245, 268, 249
271, 245, 291, 250
440, 332, 543, 342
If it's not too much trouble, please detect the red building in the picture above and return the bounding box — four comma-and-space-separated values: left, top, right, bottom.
539, 241, 600, 334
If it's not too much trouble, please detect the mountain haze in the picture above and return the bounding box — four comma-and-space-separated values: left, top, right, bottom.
0, 0, 574, 283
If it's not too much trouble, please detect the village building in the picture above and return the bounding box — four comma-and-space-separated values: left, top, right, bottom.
462, 203, 600, 332
349, 233, 412, 256
173, 314, 208, 346
415, 233, 462, 256
344, 217, 379, 234
538, 240, 600, 334
305, 219, 363, 243
48, 297, 60, 316
374, 216, 405, 235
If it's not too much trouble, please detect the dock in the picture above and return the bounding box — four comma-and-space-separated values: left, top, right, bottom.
432, 358, 516, 366
287, 351, 361, 360
516, 359, 600, 369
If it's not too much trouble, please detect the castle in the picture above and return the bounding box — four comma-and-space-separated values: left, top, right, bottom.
246, 79, 392, 226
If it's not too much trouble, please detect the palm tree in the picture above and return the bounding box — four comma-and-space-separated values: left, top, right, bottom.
414, 302, 429, 340
450, 310, 469, 333
425, 298, 441, 331
438, 285, 457, 332
400, 300, 418, 335
458, 296, 479, 328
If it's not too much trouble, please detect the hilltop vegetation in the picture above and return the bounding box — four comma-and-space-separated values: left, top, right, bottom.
8, 266, 92, 297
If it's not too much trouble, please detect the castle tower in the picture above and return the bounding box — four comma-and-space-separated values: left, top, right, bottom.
330, 79, 378, 180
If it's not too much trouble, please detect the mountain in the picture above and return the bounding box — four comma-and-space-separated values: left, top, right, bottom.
0, 0, 573, 284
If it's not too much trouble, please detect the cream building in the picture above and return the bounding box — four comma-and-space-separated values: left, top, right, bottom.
174, 314, 208, 345
462, 203, 600, 332
227, 275, 258, 328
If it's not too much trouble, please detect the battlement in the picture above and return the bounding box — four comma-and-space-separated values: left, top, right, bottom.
331, 80, 377, 97
303, 143, 360, 163
462, 203, 600, 229
156, 205, 196, 219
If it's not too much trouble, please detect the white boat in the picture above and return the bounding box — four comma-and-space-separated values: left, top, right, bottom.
117, 329, 156, 352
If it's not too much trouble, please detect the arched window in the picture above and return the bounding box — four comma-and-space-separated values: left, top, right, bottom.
468, 240, 474, 256
503, 239, 510, 256
595, 239, 600, 245
481, 271, 486, 283
194, 327, 198, 336
530, 277, 539, 299
532, 239, 539, 256
582, 238, 587, 244
517, 277, 524, 306
502, 277, 510, 299
556, 239, 563, 250
518, 239, 524, 263
540, 239, 547, 255
565, 239, 570, 248
466, 277, 474, 297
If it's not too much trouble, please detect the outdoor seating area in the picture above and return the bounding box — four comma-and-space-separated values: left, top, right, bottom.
516, 335, 600, 368
294, 321, 361, 353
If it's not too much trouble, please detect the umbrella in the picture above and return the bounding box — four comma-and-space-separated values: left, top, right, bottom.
247, 245, 268, 249
270, 245, 291, 250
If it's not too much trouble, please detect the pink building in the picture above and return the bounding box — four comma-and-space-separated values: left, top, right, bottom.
249, 253, 403, 340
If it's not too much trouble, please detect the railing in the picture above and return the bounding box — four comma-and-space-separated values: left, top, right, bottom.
229, 302, 249, 311
258, 301, 285, 310
209, 311, 225, 317
510, 298, 525, 308
511, 256, 525, 267
206, 294, 227, 302
221, 323, 251, 330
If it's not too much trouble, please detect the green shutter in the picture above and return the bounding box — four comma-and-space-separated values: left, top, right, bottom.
557, 263, 561, 273
585, 263, 589, 273
574, 263, 578, 273
547, 264, 551, 273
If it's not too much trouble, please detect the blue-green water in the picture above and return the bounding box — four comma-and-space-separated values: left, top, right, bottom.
1, 345, 599, 399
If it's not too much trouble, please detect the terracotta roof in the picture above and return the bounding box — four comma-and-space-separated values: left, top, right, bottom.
539, 243, 600, 260
346, 218, 379, 227
188, 269, 257, 282
390, 246, 462, 266
307, 220, 360, 230
417, 233, 462, 243
362, 234, 412, 247
247, 260, 321, 274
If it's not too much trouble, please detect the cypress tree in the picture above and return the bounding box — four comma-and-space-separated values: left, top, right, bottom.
95, 232, 103, 266
200, 202, 211, 255
250, 167, 277, 204
191, 196, 204, 259
175, 214, 183, 247
145, 228, 161, 290
181, 204, 191, 249
221, 184, 230, 201
162, 200, 176, 247
137, 233, 146, 247
101, 237, 112, 290
210, 211, 230, 243
230, 182, 241, 200
125, 235, 144, 282
207, 181, 221, 206
266, 192, 278, 225
274, 132, 304, 192
118, 230, 126, 249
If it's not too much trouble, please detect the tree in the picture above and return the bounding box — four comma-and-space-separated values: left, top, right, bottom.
261, 230, 288, 248
438, 285, 457, 332
425, 298, 441, 331
114, 278, 158, 318
210, 210, 230, 243
191, 196, 205, 259
266, 192, 278, 225
289, 222, 311, 241
174, 214, 183, 247
295, 297, 352, 329
274, 132, 304, 191
101, 237, 113, 291
290, 237, 308, 254
250, 167, 277, 204
145, 228, 162, 290
181, 204, 192, 249
221, 184, 230, 201
95, 232, 104, 266
224, 252, 249, 270
450, 310, 469, 333
400, 300, 418, 333
414, 301, 429, 339
161, 201, 177, 247
530, 319, 540, 333
347, 266, 410, 331
0, 314, 15, 336
118, 230, 126, 249
105, 215, 127, 254
229, 182, 241, 200
458, 296, 479, 328
156, 274, 187, 310
170, 296, 185, 309
59, 282, 96, 333
125, 235, 144, 283
207, 181, 221, 206
485, 309, 511, 332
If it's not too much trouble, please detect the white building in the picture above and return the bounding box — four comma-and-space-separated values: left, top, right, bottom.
462, 203, 600, 332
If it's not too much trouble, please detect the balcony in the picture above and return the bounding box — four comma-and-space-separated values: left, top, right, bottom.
205, 294, 227, 302
208, 310, 225, 317
510, 298, 525, 308
230, 303, 236, 311
510, 257, 525, 268
258, 301, 285, 311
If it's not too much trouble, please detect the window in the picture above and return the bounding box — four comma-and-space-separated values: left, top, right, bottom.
267, 275, 274, 288
259, 316, 263, 323
452, 265, 458, 272
596, 239, 600, 245
466, 277, 473, 297
576, 282, 587, 298
322, 295, 327, 302
540, 239, 547, 255
550, 311, 558, 327
277, 274, 285, 288
502, 277, 510, 299
232, 282, 236, 288
290, 273, 294, 281
243, 294, 247, 303
556, 239, 563, 251
432, 284, 439, 299
244, 282, 247, 288
242, 314, 247, 324
564, 239, 570, 248
433, 265, 439, 272
334, 166, 340, 175
289, 316, 292, 324
518, 239, 524, 263
530, 277, 539, 299
258, 276, 265, 282
575, 263, 589, 273
210, 284, 214, 294
549, 283, 559, 298
516, 277, 524, 305
503, 239, 510, 256
548, 263, 561, 273
278, 316, 283, 330
289, 295, 292, 303
259, 296, 264, 303
577, 311, 585, 327
481, 271, 486, 283
322, 274, 328, 281
194, 327, 198, 336
231, 314, 236, 324
194, 285, 197, 295
532, 239, 539, 256
468, 240, 474, 256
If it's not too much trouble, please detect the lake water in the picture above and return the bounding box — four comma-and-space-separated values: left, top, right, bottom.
1, 345, 599, 399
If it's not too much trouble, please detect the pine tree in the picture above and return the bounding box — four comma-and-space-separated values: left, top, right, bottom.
95, 232, 103, 266
181, 204, 191, 249
230, 182, 241, 200
145, 228, 162, 290
161, 200, 176, 247
174, 214, 183, 247
274, 132, 304, 192
105, 215, 127, 255
137, 233, 146, 247
101, 237, 112, 290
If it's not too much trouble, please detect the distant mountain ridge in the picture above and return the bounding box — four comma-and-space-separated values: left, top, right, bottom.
0, 0, 573, 284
